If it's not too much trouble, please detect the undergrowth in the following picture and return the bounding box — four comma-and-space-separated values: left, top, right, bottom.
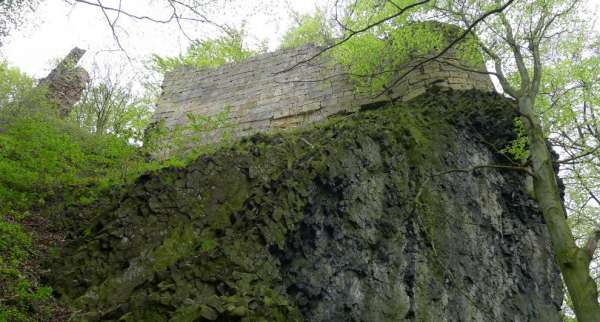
0, 61, 233, 321
0, 215, 54, 322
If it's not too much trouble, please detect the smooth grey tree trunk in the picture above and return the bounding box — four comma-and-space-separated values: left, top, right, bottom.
520, 97, 600, 322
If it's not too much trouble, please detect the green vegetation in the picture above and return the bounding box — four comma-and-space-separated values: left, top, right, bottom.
331, 19, 477, 96
0, 215, 54, 322
0, 58, 241, 213
285, 1, 599, 319
0, 61, 145, 321
280, 10, 333, 49
149, 29, 262, 75
500, 118, 529, 163
0, 109, 144, 213
69, 75, 153, 143
0, 55, 237, 320
278, 6, 481, 97
144, 106, 237, 163
0, 64, 64, 319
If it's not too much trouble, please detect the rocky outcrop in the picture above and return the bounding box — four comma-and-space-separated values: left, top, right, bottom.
38, 47, 89, 118
48, 89, 563, 321
152, 26, 494, 151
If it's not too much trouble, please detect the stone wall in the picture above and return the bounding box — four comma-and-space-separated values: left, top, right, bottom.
152, 44, 495, 144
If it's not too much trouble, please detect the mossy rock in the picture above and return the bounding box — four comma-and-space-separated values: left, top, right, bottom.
48, 89, 563, 322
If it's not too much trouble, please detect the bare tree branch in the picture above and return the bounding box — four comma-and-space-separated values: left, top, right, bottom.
66, 0, 232, 55
439, 164, 534, 177
96, 0, 131, 60
558, 145, 600, 164
69, 0, 178, 23
496, 1, 529, 93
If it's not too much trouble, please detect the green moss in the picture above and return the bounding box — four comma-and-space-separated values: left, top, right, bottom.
49, 89, 518, 321
0, 217, 55, 322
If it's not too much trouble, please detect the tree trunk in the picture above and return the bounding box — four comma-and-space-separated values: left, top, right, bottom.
520, 97, 600, 322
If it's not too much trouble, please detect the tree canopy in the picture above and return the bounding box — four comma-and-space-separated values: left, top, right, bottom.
149, 29, 262, 75
280, 9, 334, 49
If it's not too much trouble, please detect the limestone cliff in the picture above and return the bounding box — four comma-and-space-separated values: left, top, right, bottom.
48, 89, 563, 321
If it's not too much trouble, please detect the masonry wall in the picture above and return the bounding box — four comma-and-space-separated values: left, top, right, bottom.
152, 44, 495, 145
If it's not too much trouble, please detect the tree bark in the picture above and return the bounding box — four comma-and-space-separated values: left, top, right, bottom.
520, 97, 600, 322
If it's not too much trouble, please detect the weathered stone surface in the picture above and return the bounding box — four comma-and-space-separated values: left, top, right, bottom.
49, 90, 562, 321
151, 43, 494, 150
38, 47, 89, 118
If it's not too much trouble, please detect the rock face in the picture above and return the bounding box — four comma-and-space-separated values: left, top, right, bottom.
49, 90, 563, 321
38, 47, 90, 118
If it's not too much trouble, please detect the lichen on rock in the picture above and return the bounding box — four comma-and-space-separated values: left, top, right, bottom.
48, 89, 563, 321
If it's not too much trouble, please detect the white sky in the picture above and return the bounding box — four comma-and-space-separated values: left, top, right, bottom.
0, 0, 323, 81
2, 0, 599, 87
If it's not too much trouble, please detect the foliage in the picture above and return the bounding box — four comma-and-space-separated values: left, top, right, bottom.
280, 10, 334, 49
0, 111, 150, 212
149, 30, 261, 75
501, 118, 529, 163
534, 34, 600, 292
144, 106, 237, 164
69, 72, 152, 143
327, 1, 480, 96
1, 60, 238, 214
0, 216, 54, 322
0, 62, 156, 321
0, 63, 150, 212
0, 62, 50, 116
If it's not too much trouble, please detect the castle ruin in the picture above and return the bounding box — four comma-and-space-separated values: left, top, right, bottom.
152, 42, 495, 146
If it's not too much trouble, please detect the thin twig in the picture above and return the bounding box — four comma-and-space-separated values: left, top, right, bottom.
96, 0, 131, 60
380, 0, 515, 100
439, 164, 533, 177
274, 0, 431, 75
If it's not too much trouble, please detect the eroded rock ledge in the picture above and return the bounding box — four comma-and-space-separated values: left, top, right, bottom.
49, 89, 563, 321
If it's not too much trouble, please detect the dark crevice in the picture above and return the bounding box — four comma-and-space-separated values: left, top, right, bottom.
403, 218, 418, 321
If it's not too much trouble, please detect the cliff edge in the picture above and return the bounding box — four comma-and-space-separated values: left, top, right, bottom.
48, 89, 563, 321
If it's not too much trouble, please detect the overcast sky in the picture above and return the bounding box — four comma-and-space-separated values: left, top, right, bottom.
0, 0, 322, 81
2, 0, 599, 87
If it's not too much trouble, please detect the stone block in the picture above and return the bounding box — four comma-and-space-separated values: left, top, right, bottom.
151, 43, 495, 152
402, 87, 427, 102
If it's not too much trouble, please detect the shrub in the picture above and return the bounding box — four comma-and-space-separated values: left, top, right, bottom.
0, 110, 146, 213
0, 216, 54, 322
0, 58, 238, 320
0, 61, 148, 321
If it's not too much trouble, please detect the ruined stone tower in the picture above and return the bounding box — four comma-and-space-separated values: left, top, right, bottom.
38, 47, 89, 118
